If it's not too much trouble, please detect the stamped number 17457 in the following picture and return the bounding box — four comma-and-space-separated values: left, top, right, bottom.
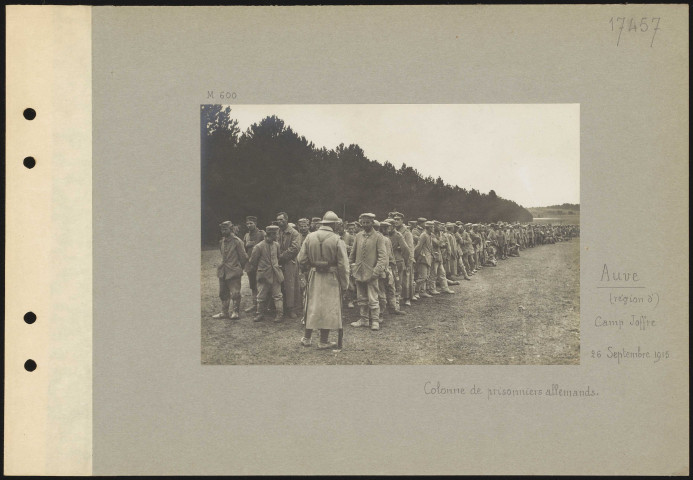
609, 17, 660, 47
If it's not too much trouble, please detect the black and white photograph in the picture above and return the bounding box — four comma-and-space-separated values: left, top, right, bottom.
201, 104, 580, 365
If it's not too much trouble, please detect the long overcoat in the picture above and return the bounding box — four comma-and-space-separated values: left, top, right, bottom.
297, 226, 350, 330
277, 225, 302, 309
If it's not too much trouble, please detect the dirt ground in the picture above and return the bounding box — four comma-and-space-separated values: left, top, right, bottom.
201, 238, 580, 365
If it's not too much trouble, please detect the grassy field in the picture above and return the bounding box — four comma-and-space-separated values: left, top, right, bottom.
201, 238, 580, 365
528, 205, 580, 225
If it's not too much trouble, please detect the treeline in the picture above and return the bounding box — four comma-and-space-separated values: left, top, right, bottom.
202, 105, 533, 245
545, 203, 580, 210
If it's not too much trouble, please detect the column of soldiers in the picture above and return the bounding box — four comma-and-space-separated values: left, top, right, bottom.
212, 212, 578, 351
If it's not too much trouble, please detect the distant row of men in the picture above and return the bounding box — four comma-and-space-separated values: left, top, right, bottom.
212, 211, 578, 351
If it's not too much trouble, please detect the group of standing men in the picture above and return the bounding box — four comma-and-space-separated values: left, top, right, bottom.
212, 210, 578, 351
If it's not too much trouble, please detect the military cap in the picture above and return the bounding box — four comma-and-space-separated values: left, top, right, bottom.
266, 225, 280, 233
245, 216, 258, 223
392, 212, 404, 219
311, 217, 321, 223
319, 211, 339, 224
380, 219, 392, 226
359, 212, 376, 219
219, 220, 232, 227
455, 221, 463, 225
408, 220, 417, 226
425, 221, 435, 227
417, 217, 427, 223
297, 217, 309, 225
387, 212, 395, 218
446, 222, 455, 227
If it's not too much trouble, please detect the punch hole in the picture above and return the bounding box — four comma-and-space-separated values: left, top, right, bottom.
23, 108, 36, 120
24, 359, 37, 372
24, 312, 37, 324
23, 157, 36, 169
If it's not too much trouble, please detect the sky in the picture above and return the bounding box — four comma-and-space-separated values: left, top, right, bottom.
225, 104, 579, 208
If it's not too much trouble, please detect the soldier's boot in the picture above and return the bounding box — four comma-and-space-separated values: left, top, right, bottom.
370, 311, 380, 331
230, 299, 241, 319
317, 329, 337, 350
213, 299, 231, 319
273, 299, 284, 323
351, 305, 370, 327
244, 292, 257, 313
253, 300, 267, 322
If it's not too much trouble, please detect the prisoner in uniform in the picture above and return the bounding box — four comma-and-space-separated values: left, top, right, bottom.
276, 212, 302, 320
444, 223, 460, 284
496, 223, 507, 259
379, 219, 407, 319
429, 222, 455, 294
243, 216, 265, 313
343, 222, 357, 308
213, 221, 248, 320
297, 211, 350, 351
411, 217, 426, 296
246, 225, 284, 323
460, 224, 475, 273
296, 217, 311, 316
414, 221, 434, 298
470, 225, 482, 271
349, 213, 388, 331
393, 212, 415, 306
454, 223, 472, 280
297, 218, 310, 246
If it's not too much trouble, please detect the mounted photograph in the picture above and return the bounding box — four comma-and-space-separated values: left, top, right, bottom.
200, 104, 580, 365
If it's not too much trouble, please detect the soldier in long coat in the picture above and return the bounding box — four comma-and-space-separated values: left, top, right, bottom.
213, 221, 248, 320
246, 225, 284, 323
348, 213, 388, 331
276, 212, 302, 319
297, 211, 350, 350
